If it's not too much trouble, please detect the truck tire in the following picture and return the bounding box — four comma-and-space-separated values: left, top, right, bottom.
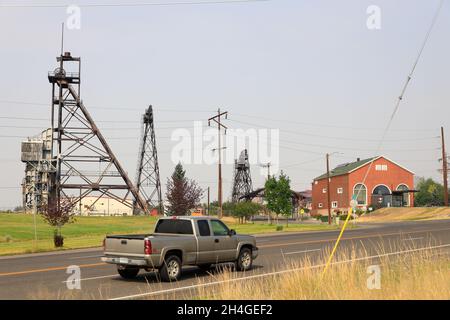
236, 247, 253, 271
160, 255, 182, 282
117, 266, 139, 279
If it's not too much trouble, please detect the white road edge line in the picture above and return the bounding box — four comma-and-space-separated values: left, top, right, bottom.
61, 274, 117, 283
68, 254, 103, 260
402, 237, 424, 241
109, 243, 450, 300
284, 249, 322, 255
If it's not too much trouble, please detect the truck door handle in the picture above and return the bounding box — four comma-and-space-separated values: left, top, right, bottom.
121, 240, 127, 245
214, 239, 219, 243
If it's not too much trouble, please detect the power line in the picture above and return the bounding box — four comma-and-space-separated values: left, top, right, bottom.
231, 112, 438, 133
228, 118, 440, 143
0, 0, 270, 8
2, 98, 440, 133
0, 99, 213, 113
1, 98, 441, 136
0, 115, 204, 124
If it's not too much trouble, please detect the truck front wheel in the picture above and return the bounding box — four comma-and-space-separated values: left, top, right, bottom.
236, 247, 253, 271
117, 266, 140, 279
160, 255, 182, 282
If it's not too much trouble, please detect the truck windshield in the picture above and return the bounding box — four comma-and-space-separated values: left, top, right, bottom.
155, 219, 193, 234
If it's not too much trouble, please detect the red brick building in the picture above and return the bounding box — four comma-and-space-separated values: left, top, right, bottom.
311, 156, 415, 215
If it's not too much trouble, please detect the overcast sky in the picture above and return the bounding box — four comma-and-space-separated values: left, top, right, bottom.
0, 0, 449, 209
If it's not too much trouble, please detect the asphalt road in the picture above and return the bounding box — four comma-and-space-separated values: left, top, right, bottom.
0, 219, 449, 300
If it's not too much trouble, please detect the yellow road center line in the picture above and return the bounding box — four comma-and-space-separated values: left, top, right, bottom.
0, 262, 106, 277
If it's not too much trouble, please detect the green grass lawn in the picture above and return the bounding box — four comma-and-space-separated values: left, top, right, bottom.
0, 213, 340, 256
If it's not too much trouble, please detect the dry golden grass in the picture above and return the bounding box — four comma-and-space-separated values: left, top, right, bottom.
190, 243, 450, 300
358, 207, 450, 223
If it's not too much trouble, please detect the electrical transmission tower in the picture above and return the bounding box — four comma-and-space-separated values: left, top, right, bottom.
231, 149, 253, 202
47, 50, 148, 213
134, 106, 163, 214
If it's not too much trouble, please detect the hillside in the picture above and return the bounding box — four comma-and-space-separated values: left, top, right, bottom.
358, 207, 450, 222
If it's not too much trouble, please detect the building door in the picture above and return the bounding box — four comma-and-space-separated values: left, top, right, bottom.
372, 185, 391, 207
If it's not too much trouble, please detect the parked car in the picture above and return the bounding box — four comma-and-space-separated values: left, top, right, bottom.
101, 216, 258, 281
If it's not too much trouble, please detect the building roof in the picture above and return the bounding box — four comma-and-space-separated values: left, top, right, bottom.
297, 190, 312, 199
314, 157, 377, 180
313, 155, 415, 181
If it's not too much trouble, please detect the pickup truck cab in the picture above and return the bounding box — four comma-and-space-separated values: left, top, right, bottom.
101, 216, 258, 282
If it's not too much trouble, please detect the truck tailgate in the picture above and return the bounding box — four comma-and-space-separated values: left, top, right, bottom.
105, 235, 149, 257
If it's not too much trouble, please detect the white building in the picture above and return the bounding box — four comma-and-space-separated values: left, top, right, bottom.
75, 196, 133, 216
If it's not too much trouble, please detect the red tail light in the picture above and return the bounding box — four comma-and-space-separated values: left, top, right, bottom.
144, 239, 152, 255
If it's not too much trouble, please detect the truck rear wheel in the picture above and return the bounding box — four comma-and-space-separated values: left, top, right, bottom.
236, 247, 253, 271
117, 266, 140, 279
160, 255, 182, 282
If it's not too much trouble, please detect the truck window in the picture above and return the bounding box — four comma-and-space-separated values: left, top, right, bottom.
210, 220, 229, 236
197, 220, 211, 236
155, 219, 193, 235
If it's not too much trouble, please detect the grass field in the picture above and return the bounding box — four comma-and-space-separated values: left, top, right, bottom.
0, 213, 339, 256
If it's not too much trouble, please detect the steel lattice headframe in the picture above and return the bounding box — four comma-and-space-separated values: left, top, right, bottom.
231, 149, 253, 202
134, 106, 163, 214
47, 51, 147, 213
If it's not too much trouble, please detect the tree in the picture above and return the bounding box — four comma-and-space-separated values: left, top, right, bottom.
264, 171, 293, 226
166, 163, 204, 216
222, 201, 236, 217
415, 177, 445, 207
232, 201, 262, 224
39, 196, 76, 247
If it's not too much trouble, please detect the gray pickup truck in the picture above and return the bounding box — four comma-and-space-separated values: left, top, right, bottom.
101, 216, 258, 282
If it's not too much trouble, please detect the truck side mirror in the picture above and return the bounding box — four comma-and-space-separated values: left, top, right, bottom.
228, 229, 236, 236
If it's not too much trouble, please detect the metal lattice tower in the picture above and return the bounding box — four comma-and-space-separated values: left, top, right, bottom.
134, 106, 163, 214
47, 51, 148, 213
231, 149, 253, 202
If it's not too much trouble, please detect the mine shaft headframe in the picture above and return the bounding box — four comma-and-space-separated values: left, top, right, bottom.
134, 105, 163, 214
48, 52, 81, 89
47, 50, 149, 214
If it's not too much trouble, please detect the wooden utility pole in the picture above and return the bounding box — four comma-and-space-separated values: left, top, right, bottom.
441, 127, 449, 206
326, 153, 332, 225
207, 186, 210, 216
208, 108, 228, 218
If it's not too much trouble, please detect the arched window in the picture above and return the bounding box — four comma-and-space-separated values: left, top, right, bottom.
353, 184, 367, 205
397, 184, 409, 206
373, 185, 390, 195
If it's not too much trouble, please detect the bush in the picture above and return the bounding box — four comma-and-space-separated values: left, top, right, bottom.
338, 213, 354, 221
276, 225, 283, 231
